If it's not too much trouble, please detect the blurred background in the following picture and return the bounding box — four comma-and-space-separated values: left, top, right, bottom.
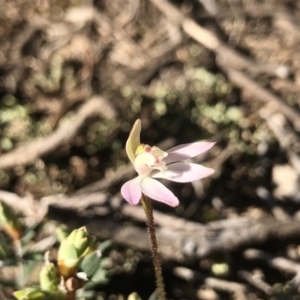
1, 0, 300, 299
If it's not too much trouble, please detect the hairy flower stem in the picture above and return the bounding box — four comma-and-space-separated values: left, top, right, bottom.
67, 291, 76, 300
141, 195, 167, 300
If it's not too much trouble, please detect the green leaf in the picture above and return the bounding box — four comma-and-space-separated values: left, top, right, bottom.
99, 257, 112, 269
148, 291, 160, 300
85, 267, 109, 288
80, 250, 102, 278
97, 240, 113, 256
39, 263, 60, 292
75, 289, 96, 299
13, 289, 67, 300
55, 227, 70, 243
14, 288, 51, 300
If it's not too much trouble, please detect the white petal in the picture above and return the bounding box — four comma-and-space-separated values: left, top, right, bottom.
140, 177, 179, 207
165, 142, 215, 164
152, 162, 214, 182
134, 153, 155, 176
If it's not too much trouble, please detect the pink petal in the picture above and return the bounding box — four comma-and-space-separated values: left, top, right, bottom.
121, 177, 142, 205
165, 142, 215, 164
152, 162, 214, 182
140, 177, 179, 207
126, 119, 141, 165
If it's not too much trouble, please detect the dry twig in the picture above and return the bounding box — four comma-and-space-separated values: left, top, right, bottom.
47, 194, 300, 262
244, 249, 300, 275
238, 270, 273, 296
150, 0, 300, 131
0, 96, 116, 170
174, 266, 248, 300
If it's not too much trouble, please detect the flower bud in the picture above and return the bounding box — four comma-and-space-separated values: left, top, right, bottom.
127, 292, 142, 300
39, 263, 60, 292
64, 276, 86, 293
57, 227, 95, 279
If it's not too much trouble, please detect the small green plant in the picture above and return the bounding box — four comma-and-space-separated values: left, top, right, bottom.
0, 200, 121, 299
13, 227, 115, 300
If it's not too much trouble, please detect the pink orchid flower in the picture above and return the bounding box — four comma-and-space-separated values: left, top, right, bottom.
121, 119, 215, 207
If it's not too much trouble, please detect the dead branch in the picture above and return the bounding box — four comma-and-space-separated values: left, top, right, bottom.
219, 64, 300, 131
238, 270, 273, 296
150, 0, 300, 131
2, 187, 300, 264
150, 0, 288, 77
256, 186, 291, 221
260, 108, 300, 174
174, 266, 248, 300
46, 193, 300, 262
204, 277, 247, 300
244, 248, 300, 275
245, 248, 300, 294
0, 96, 116, 170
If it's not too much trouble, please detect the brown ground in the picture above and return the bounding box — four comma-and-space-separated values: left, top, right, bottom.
1, 0, 300, 299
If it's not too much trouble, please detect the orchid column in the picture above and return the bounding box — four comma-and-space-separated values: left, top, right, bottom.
121, 119, 215, 299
